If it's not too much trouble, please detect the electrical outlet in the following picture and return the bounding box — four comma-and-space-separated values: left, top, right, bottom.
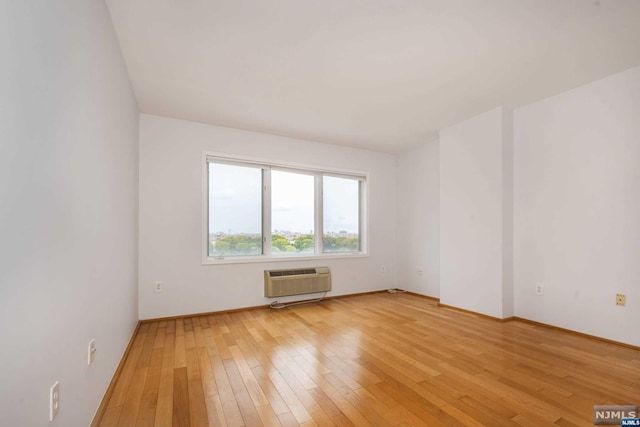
535, 284, 544, 295
616, 294, 626, 306
155, 281, 163, 292
380, 265, 385, 273
50, 381, 60, 422
417, 268, 423, 276
88, 339, 96, 365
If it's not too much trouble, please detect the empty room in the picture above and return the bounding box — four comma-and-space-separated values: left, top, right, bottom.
2, 0, 640, 426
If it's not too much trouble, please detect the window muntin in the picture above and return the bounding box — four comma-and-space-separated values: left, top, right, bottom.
205, 155, 367, 261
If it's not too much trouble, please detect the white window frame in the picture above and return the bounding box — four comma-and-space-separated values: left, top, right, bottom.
202, 152, 369, 265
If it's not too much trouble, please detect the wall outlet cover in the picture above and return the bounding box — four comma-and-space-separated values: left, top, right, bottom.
88, 339, 96, 365
50, 381, 60, 421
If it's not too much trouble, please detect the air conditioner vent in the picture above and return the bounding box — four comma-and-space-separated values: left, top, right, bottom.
264, 267, 331, 297
269, 268, 317, 277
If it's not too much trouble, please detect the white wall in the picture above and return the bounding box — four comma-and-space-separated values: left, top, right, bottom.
0, 1, 139, 426
514, 65, 640, 346
139, 114, 397, 319
501, 110, 515, 318
439, 108, 513, 319
396, 139, 440, 297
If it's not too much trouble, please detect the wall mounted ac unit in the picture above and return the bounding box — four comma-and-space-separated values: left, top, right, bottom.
264, 267, 331, 298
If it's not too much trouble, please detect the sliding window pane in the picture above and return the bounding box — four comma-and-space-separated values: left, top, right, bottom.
323, 176, 360, 253
271, 170, 315, 254
208, 163, 262, 256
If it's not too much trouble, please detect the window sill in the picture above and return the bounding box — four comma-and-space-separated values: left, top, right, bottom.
202, 252, 368, 265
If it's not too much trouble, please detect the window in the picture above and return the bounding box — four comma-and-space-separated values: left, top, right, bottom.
204, 154, 367, 262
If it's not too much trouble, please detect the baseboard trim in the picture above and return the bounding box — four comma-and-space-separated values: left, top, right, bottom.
139, 290, 388, 323
420, 299, 638, 350
436, 302, 514, 322
405, 291, 440, 302
141, 303, 271, 323
90, 321, 141, 427
510, 316, 640, 351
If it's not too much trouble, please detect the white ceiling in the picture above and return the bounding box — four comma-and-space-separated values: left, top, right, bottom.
106, 0, 640, 153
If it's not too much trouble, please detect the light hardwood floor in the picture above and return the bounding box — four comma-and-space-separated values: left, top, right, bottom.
96, 293, 640, 426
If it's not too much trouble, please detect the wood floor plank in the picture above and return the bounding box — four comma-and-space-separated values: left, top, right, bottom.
98, 293, 640, 427
197, 344, 217, 398
106, 341, 145, 409
250, 365, 290, 416
137, 322, 158, 369
118, 366, 148, 425
228, 345, 268, 407
99, 405, 123, 427
255, 403, 283, 426
268, 369, 313, 424
202, 392, 227, 427
223, 358, 262, 426
174, 329, 187, 369
136, 346, 164, 426
307, 386, 353, 427
154, 331, 175, 427
172, 367, 190, 427
186, 346, 209, 426
210, 356, 244, 426
166, 319, 176, 334
277, 410, 302, 427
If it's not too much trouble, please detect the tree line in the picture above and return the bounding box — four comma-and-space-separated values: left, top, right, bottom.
210, 233, 358, 255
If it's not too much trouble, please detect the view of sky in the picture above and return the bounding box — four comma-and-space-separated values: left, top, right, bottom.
323, 175, 359, 234
209, 163, 262, 234
208, 163, 359, 235
271, 170, 314, 234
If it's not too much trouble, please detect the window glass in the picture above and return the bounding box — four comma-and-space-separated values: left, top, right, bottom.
208, 163, 262, 256
323, 176, 360, 253
271, 170, 315, 254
